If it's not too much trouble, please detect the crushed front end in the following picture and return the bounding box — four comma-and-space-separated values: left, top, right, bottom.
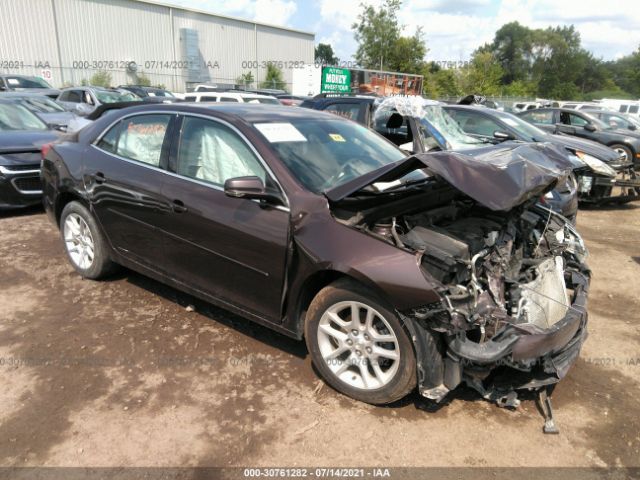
400, 202, 590, 406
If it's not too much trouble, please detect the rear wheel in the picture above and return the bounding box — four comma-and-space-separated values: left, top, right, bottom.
60, 201, 115, 279
305, 279, 416, 405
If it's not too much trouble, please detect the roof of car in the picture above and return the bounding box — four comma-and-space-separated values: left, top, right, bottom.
103, 102, 340, 123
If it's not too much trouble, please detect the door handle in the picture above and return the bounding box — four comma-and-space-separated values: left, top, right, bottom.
172, 199, 188, 213
95, 172, 106, 184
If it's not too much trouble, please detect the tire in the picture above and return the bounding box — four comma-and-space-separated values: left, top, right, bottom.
60, 201, 115, 279
304, 279, 417, 405
610, 143, 633, 164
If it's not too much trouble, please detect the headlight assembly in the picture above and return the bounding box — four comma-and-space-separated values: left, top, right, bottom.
575, 151, 616, 177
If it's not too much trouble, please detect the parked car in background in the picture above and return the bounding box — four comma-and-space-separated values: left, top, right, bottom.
517, 107, 640, 167
0, 92, 75, 131
300, 94, 376, 125
372, 97, 579, 222
183, 91, 280, 104
511, 102, 541, 113
596, 99, 640, 118
275, 94, 310, 106
0, 74, 60, 99
0, 99, 58, 208
582, 109, 640, 132
559, 102, 605, 111
118, 85, 176, 99
444, 105, 640, 205
57, 86, 141, 116
42, 103, 589, 410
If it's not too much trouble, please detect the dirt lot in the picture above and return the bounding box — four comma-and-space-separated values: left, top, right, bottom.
0, 205, 639, 468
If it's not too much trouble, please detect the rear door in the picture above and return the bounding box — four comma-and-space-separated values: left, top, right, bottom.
84, 112, 176, 270
159, 114, 290, 322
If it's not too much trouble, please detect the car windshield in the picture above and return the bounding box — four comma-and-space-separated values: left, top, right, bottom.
495, 112, 548, 141
374, 97, 484, 151
4, 76, 52, 89
0, 103, 48, 130
19, 97, 66, 113
95, 90, 140, 104
256, 118, 414, 193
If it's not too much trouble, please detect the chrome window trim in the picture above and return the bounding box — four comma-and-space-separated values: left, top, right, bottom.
0, 165, 40, 175
92, 110, 290, 212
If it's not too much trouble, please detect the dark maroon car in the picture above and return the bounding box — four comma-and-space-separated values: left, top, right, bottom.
42, 103, 589, 415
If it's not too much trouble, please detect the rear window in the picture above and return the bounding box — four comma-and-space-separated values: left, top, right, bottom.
4, 76, 52, 89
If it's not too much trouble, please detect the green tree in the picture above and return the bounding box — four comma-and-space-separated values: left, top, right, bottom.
236, 71, 255, 88
89, 70, 112, 87
458, 51, 503, 95
387, 27, 428, 74
260, 63, 286, 90
486, 22, 535, 84
133, 72, 152, 86
314, 43, 339, 65
352, 0, 402, 70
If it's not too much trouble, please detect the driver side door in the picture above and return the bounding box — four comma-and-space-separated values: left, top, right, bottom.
159, 114, 290, 323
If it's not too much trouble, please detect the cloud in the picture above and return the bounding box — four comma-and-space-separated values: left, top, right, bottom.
254, 0, 297, 26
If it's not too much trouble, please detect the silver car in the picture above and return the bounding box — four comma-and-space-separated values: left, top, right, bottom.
57, 86, 140, 116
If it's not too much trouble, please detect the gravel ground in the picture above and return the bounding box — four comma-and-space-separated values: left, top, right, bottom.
0, 205, 639, 468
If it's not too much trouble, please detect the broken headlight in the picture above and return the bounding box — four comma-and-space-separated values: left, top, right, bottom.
575, 151, 616, 177
554, 221, 588, 263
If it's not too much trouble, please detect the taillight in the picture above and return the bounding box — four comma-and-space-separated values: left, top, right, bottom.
41, 143, 53, 159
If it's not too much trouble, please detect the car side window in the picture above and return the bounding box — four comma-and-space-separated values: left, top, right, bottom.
115, 114, 172, 167
568, 113, 589, 127
219, 97, 239, 102
629, 105, 639, 114
200, 96, 218, 102
96, 122, 121, 153
619, 105, 628, 113
324, 103, 361, 121
67, 91, 82, 103
176, 116, 266, 186
527, 110, 554, 124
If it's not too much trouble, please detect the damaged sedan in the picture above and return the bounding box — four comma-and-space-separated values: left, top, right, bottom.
42, 104, 589, 424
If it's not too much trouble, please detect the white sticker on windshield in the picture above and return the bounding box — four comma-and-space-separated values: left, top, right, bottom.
254, 122, 307, 143
7, 78, 20, 85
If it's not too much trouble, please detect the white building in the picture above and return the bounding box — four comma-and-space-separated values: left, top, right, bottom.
0, 0, 315, 92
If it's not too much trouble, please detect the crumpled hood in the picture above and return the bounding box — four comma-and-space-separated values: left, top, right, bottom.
326, 142, 574, 211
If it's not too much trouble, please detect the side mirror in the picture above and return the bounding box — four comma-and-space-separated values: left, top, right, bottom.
584, 123, 597, 132
493, 131, 514, 141
224, 176, 283, 205
628, 124, 637, 131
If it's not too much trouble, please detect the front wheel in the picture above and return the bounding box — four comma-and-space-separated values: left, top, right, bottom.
304, 279, 416, 405
610, 143, 633, 164
60, 201, 115, 279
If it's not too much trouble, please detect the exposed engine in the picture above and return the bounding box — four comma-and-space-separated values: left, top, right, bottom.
364, 199, 587, 345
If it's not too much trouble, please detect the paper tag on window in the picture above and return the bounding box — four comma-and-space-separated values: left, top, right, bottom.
7, 78, 20, 85
329, 133, 345, 142
254, 122, 307, 143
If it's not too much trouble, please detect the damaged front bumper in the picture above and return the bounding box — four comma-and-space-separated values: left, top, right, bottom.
578, 170, 640, 204
407, 264, 590, 406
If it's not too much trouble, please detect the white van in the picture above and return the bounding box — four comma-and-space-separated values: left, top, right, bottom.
595, 99, 640, 118
183, 92, 280, 104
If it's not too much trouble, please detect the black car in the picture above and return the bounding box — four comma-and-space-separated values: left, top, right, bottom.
0, 74, 60, 99
41, 103, 589, 416
0, 99, 58, 208
517, 107, 640, 167
372, 98, 580, 222
0, 92, 76, 130
581, 109, 640, 132
300, 94, 376, 126
118, 85, 176, 99
444, 105, 640, 205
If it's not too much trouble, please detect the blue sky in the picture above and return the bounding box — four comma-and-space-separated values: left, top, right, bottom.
170, 0, 640, 62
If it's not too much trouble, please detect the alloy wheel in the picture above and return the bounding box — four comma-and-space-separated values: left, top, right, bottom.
63, 213, 95, 270
317, 301, 400, 390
